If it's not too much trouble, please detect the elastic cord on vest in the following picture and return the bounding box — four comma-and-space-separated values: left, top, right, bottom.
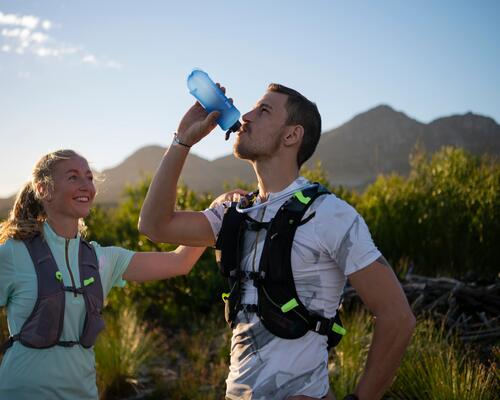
235, 183, 319, 214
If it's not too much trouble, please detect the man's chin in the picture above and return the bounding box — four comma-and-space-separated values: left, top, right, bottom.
233, 147, 255, 162
233, 143, 251, 161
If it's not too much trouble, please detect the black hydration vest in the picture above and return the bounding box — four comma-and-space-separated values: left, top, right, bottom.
1, 234, 105, 353
215, 183, 346, 349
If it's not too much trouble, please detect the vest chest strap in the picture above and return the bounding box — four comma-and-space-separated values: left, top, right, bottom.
2, 335, 82, 350
63, 286, 85, 295
230, 270, 264, 282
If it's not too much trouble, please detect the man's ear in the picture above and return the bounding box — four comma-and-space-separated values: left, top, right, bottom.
283, 125, 304, 147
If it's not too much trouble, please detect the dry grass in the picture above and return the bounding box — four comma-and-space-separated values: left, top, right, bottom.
95, 305, 166, 400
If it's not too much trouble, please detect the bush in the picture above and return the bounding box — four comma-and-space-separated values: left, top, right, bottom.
95, 305, 166, 399
357, 147, 500, 278
86, 180, 226, 328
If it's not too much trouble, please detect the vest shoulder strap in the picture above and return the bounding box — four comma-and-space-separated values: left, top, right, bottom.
1, 235, 104, 353
77, 238, 105, 348
15, 234, 65, 349
78, 238, 102, 294
215, 203, 246, 277
24, 234, 63, 296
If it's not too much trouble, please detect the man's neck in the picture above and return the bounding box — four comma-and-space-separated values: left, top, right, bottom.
252, 158, 300, 200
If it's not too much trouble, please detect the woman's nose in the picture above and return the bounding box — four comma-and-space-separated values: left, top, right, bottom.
79, 177, 95, 192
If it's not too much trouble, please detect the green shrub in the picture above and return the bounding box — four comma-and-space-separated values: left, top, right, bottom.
86, 180, 226, 328
357, 147, 500, 277
95, 305, 166, 400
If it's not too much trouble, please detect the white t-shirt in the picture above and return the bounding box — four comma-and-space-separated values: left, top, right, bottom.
203, 177, 381, 399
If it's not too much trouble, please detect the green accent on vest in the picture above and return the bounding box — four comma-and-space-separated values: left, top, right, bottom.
294, 191, 311, 204
222, 292, 230, 303
83, 277, 95, 286
281, 298, 299, 313
55, 271, 63, 281
332, 323, 346, 336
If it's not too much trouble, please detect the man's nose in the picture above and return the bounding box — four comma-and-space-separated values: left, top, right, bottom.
242, 109, 254, 122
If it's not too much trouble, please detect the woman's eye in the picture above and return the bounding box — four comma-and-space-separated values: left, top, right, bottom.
68, 175, 77, 181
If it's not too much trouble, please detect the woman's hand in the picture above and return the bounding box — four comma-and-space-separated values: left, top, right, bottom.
210, 189, 248, 208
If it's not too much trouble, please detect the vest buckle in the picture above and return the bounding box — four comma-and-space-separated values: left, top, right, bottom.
313, 318, 331, 335
252, 271, 266, 287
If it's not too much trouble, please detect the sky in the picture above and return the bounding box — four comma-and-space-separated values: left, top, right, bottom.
1, 0, 499, 197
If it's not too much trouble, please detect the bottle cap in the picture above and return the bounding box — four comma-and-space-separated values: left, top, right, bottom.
225, 121, 242, 140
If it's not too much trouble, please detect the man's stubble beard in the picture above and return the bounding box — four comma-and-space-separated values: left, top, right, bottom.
233, 128, 284, 162
233, 136, 255, 161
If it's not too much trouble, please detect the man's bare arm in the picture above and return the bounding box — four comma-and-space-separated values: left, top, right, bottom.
348, 258, 416, 400
139, 102, 220, 246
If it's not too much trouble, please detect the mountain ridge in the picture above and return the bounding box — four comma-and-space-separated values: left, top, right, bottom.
1, 105, 498, 216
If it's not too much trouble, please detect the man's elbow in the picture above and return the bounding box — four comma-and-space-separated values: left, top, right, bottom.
138, 217, 162, 243
379, 302, 416, 338
397, 307, 416, 338
137, 216, 149, 236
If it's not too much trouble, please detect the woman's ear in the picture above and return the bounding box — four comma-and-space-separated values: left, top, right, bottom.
36, 182, 51, 202
283, 125, 304, 147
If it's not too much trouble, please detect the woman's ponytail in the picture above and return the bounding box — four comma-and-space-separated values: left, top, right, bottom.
0, 182, 46, 243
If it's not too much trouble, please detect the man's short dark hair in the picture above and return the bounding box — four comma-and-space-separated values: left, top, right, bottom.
267, 83, 321, 168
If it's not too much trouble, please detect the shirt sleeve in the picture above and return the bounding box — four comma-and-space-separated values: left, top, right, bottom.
0, 241, 16, 306
315, 195, 381, 276
91, 242, 135, 295
202, 202, 228, 241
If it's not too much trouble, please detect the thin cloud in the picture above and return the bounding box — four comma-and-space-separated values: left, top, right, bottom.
0, 10, 121, 69
104, 60, 122, 70
41, 20, 51, 30
82, 54, 97, 64
82, 54, 123, 70
0, 12, 41, 30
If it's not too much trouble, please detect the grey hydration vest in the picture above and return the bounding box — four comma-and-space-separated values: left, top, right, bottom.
1, 234, 105, 352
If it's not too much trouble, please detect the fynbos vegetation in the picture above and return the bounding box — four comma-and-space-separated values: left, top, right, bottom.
1, 147, 498, 398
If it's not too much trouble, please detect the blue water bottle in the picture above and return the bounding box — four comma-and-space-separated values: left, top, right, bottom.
187, 69, 242, 140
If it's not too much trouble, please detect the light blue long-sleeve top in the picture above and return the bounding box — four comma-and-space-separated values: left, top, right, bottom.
0, 222, 135, 400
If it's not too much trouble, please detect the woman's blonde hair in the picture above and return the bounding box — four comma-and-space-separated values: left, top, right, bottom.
0, 149, 86, 243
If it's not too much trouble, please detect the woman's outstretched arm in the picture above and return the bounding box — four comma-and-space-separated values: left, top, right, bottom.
123, 246, 206, 282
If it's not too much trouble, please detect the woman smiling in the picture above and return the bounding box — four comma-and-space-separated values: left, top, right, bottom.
0, 149, 207, 400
